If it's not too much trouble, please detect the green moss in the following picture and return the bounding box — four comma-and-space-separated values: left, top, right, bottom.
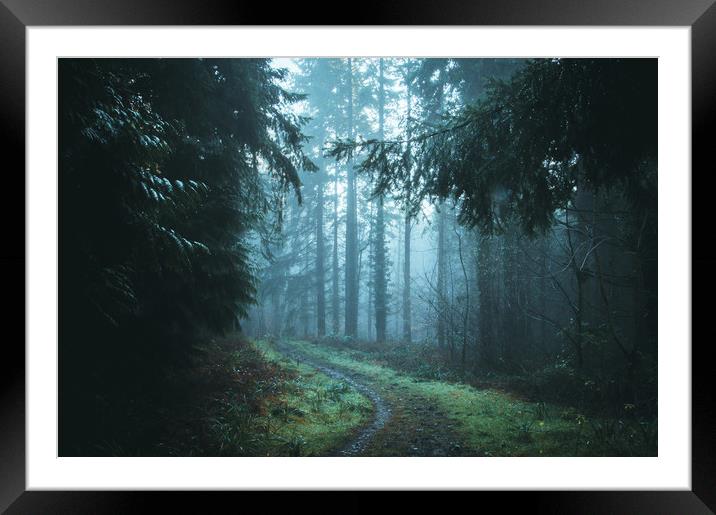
250, 339, 373, 456
281, 340, 654, 457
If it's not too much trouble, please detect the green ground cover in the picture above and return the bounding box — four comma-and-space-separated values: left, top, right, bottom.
281, 340, 656, 457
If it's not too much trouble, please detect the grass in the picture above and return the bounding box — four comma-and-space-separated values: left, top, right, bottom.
251, 339, 373, 456
91, 334, 653, 457
138, 336, 372, 457
281, 339, 656, 457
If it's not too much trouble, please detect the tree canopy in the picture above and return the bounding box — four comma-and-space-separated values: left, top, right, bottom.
329, 58, 657, 234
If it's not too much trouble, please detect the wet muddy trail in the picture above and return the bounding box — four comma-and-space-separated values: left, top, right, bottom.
276, 340, 391, 455
275, 340, 473, 457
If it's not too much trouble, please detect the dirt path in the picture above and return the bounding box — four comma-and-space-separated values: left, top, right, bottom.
275, 340, 472, 457
276, 341, 391, 456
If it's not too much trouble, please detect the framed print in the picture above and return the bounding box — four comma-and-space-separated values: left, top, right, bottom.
1, 0, 712, 512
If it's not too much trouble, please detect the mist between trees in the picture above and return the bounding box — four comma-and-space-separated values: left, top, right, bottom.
59, 57, 656, 456
244, 57, 656, 403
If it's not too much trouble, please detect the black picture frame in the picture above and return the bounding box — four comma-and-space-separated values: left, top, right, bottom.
1, 1, 711, 512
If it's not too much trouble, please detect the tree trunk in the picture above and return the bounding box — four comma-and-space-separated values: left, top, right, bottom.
375, 196, 386, 342
539, 236, 548, 352
478, 233, 493, 366
315, 182, 326, 337
565, 205, 584, 371
456, 228, 469, 372
367, 200, 374, 341
332, 168, 340, 334
402, 76, 413, 344
437, 203, 447, 349
374, 58, 387, 343
434, 84, 447, 350
344, 58, 358, 338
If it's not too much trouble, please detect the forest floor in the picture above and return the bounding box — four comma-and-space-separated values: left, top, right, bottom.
272, 339, 467, 456
135, 337, 374, 457
264, 339, 656, 457
127, 336, 654, 457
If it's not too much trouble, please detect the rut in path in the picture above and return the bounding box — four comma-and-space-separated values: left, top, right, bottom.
275, 341, 391, 456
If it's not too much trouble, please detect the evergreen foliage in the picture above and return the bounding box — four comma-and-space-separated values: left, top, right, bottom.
59, 57, 659, 457
59, 58, 313, 453
329, 58, 656, 234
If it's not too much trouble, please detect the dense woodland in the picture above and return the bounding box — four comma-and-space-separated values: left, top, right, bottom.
60, 57, 657, 457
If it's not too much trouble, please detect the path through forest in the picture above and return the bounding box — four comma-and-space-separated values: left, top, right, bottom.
268, 339, 650, 457
275, 341, 391, 455
274, 340, 474, 457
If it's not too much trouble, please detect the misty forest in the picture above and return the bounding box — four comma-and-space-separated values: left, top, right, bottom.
60, 57, 657, 457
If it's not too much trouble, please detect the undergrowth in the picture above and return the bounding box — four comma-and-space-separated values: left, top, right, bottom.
93, 335, 372, 456
291, 339, 657, 457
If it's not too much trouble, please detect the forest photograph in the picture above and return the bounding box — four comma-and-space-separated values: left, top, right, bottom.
59, 56, 657, 458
